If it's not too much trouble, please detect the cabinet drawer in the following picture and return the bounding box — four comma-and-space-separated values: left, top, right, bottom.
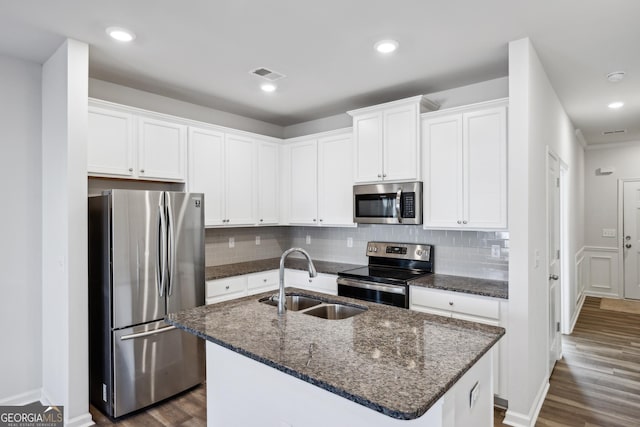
206, 276, 247, 299
410, 286, 500, 322
247, 270, 279, 295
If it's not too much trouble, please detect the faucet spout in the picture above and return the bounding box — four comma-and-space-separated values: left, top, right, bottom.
278, 248, 317, 315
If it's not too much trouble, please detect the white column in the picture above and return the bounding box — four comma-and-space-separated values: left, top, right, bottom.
41, 38, 93, 427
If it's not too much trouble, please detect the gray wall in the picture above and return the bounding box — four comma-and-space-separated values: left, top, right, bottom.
89, 78, 284, 138
585, 141, 640, 247
206, 225, 509, 281
0, 55, 42, 402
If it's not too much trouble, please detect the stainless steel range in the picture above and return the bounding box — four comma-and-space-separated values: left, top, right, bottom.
337, 242, 433, 308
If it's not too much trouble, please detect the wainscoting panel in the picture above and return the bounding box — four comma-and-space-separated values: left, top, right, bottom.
583, 247, 620, 298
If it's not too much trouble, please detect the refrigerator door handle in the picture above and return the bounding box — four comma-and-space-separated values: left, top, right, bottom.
120, 325, 177, 341
166, 197, 175, 297
157, 205, 167, 297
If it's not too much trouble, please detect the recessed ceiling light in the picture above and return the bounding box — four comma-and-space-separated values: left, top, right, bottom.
106, 27, 136, 42
261, 83, 277, 93
606, 71, 626, 83
374, 39, 399, 54
608, 101, 624, 109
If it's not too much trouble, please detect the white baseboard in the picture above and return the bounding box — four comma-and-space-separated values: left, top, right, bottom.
568, 293, 586, 334
583, 290, 621, 299
41, 388, 95, 427
503, 379, 549, 427
0, 388, 42, 405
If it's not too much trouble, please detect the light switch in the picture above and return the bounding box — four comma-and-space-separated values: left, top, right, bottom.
602, 228, 616, 238
305, 235, 311, 245
491, 245, 500, 258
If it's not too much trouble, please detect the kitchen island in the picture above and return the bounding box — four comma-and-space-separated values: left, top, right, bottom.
167, 288, 504, 426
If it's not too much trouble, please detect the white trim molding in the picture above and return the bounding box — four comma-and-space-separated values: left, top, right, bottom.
503, 379, 550, 427
585, 139, 640, 151
0, 389, 42, 406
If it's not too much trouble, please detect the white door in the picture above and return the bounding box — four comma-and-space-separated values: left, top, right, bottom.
224, 133, 256, 226
352, 112, 383, 183
318, 133, 353, 226
547, 151, 562, 374
623, 181, 640, 299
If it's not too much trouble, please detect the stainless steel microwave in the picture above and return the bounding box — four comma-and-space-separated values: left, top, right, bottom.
353, 181, 423, 225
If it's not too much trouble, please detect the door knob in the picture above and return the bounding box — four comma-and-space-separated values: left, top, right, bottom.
549, 275, 559, 280
626, 243, 632, 249
626, 235, 631, 241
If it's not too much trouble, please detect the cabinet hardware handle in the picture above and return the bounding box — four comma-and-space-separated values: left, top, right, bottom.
319, 219, 323, 222
457, 220, 462, 224
263, 279, 267, 282
128, 168, 133, 172
313, 219, 316, 222
225, 285, 230, 290
449, 301, 454, 306
383, 173, 387, 178
463, 220, 468, 224
260, 219, 263, 222
140, 169, 145, 173
308, 279, 312, 283
549, 275, 559, 281
377, 174, 382, 178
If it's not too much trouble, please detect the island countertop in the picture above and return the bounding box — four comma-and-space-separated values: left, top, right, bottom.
166, 288, 505, 420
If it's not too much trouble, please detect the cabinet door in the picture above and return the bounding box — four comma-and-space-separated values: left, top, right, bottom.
383, 104, 419, 181
137, 117, 186, 181
289, 140, 318, 225
463, 106, 507, 229
87, 107, 135, 177
422, 114, 464, 228
257, 141, 279, 225
318, 133, 354, 226
188, 127, 225, 226
352, 112, 383, 183
225, 133, 256, 226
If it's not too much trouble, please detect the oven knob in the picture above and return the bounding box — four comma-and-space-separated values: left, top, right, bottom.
416, 250, 423, 256
373, 247, 378, 252
368, 246, 373, 252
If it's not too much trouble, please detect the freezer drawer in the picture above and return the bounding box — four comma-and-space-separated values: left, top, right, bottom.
112, 321, 204, 418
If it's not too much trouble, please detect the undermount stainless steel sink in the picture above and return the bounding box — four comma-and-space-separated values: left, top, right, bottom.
301, 304, 367, 320
260, 294, 367, 319
260, 295, 323, 311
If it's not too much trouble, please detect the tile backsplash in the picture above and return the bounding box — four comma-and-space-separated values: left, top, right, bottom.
206, 225, 508, 281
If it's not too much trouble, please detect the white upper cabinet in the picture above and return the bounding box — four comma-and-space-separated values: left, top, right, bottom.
318, 133, 354, 226
284, 131, 354, 227
257, 140, 279, 225
137, 116, 187, 181
88, 101, 186, 182
348, 95, 438, 183
422, 99, 507, 230
87, 106, 135, 177
188, 127, 257, 227
188, 127, 225, 226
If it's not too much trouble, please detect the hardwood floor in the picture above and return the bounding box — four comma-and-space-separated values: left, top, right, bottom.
91, 297, 640, 426
89, 385, 206, 426
496, 296, 640, 426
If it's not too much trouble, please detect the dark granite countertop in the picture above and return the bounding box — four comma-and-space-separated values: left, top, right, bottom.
205, 258, 360, 281
166, 288, 504, 420
410, 274, 508, 299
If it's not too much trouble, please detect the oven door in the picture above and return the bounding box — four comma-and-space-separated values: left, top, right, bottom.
337, 277, 409, 308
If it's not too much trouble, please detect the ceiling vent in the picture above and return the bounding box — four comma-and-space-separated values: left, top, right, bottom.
602, 129, 627, 136
250, 67, 285, 82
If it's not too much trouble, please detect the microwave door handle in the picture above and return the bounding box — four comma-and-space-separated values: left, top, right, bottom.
396, 189, 402, 223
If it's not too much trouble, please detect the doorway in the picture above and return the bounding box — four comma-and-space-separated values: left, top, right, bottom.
622, 180, 640, 300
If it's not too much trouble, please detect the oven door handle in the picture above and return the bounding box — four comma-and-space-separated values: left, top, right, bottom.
395, 189, 403, 223
337, 278, 407, 295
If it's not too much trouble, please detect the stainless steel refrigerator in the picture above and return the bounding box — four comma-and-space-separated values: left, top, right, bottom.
88, 190, 205, 418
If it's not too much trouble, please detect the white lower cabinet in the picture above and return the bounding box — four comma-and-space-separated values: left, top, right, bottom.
206, 269, 337, 304
410, 286, 508, 402
206, 276, 248, 305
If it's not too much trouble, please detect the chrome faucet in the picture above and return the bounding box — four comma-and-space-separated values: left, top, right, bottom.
278, 248, 317, 315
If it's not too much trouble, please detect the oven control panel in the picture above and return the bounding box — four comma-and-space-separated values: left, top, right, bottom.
366, 242, 432, 261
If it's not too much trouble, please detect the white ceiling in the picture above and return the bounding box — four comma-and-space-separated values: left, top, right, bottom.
1, 0, 639, 144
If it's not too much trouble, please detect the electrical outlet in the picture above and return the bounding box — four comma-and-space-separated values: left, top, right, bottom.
347, 237, 353, 248
229, 237, 235, 248
255, 235, 261, 245
305, 235, 311, 245
491, 245, 500, 258
602, 228, 616, 238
